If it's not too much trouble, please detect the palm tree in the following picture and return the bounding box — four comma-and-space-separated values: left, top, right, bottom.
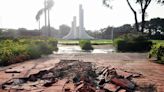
45, 0, 54, 36
35, 0, 54, 36
44, 0, 47, 28
36, 8, 44, 30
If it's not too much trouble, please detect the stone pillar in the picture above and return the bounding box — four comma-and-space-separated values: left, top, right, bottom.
73, 16, 77, 39
79, 4, 84, 39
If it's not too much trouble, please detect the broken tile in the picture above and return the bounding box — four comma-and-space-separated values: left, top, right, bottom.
104, 83, 120, 92
111, 77, 135, 90
116, 70, 132, 78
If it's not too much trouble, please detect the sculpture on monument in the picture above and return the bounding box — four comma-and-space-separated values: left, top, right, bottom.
63, 4, 94, 40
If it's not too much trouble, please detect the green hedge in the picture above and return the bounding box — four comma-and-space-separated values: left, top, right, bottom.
149, 43, 164, 64
79, 40, 93, 50
0, 38, 58, 66
114, 34, 152, 52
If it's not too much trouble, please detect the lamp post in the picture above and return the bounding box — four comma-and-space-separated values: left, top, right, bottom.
111, 27, 114, 42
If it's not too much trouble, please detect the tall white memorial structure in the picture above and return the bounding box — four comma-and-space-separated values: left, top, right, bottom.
63, 4, 94, 40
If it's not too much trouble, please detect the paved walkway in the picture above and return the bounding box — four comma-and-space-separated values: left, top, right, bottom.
0, 53, 164, 91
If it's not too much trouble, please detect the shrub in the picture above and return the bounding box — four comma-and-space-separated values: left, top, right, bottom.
114, 33, 152, 52
26, 44, 42, 59
0, 38, 58, 66
0, 47, 14, 65
149, 43, 164, 64
79, 40, 93, 50
47, 39, 58, 51
148, 34, 164, 40
48, 39, 58, 47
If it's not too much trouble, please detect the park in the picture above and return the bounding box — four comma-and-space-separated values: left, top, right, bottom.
0, 0, 164, 92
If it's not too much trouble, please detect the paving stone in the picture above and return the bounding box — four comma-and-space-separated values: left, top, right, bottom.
104, 83, 120, 92
5, 69, 21, 73
118, 89, 126, 92
63, 82, 75, 91
116, 70, 132, 78
44, 79, 68, 92
1, 57, 164, 91
96, 89, 106, 92
111, 77, 135, 90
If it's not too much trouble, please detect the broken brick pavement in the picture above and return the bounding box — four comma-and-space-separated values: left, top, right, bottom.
0, 59, 158, 92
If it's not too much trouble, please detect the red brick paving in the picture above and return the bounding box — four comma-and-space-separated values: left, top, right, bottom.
0, 53, 164, 91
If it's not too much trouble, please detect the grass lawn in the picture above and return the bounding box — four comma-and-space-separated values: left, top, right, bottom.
91, 40, 113, 45
58, 39, 163, 45
152, 40, 164, 44
58, 39, 113, 45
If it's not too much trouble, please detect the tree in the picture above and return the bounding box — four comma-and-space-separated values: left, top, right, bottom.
103, 0, 140, 32
103, 0, 163, 33
144, 17, 164, 35
36, 0, 54, 36
126, 0, 139, 32
41, 26, 59, 37
1, 29, 17, 38
17, 28, 40, 37
103, 27, 113, 39
46, 0, 54, 27
0, 28, 3, 35
36, 9, 44, 30
44, 0, 47, 28
45, 0, 54, 36
136, 0, 152, 33
59, 24, 71, 38
158, 0, 164, 3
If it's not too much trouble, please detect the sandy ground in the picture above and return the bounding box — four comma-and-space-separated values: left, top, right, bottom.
0, 45, 164, 91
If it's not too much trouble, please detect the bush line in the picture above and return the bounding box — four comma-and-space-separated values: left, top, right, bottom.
0, 38, 58, 66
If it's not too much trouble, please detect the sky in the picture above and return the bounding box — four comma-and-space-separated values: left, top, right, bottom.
0, 0, 163, 31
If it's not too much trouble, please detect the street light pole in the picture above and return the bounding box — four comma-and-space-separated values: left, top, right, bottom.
111, 28, 114, 42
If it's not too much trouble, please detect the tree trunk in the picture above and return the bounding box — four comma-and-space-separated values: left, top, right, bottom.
134, 11, 139, 32
148, 29, 151, 36
38, 20, 42, 36
48, 9, 51, 37
141, 10, 146, 33
139, 0, 151, 33
39, 20, 40, 30
44, 0, 47, 28
126, 0, 139, 32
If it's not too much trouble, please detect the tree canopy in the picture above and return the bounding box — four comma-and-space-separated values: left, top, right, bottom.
46, 0, 54, 10
36, 9, 44, 21
144, 17, 164, 34
103, 0, 164, 33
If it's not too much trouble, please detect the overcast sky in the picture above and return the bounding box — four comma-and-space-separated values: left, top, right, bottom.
0, 0, 163, 30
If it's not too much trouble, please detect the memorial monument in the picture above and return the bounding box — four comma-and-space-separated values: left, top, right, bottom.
63, 4, 94, 40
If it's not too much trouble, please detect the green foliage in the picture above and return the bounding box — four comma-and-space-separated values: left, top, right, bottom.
152, 40, 164, 44
0, 47, 14, 65
145, 17, 164, 36
37, 42, 53, 55
48, 39, 58, 47
91, 40, 113, 45
0, 38, 58, 66
149, 43, 164, 64
59, 39, 112, 45
114, 34, 152, 52
26, 44, 42, 59
79, 40, 94, 50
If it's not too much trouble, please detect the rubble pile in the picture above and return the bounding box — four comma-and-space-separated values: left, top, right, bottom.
1, 60, 155, 92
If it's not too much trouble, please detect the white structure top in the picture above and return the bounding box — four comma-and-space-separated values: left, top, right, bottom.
63, 4, 94, 40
